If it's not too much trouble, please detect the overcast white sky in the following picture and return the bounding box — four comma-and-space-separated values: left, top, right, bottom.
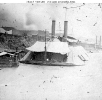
0, 3, 102, 40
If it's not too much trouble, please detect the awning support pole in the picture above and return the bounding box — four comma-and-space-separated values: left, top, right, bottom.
44, 30, 47, 63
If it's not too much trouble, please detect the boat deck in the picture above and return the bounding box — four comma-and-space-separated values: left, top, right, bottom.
20, 60, 84, 66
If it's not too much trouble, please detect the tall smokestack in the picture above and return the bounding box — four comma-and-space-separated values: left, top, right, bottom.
96, 36, 97, 45
52, 20, 55, 39
95, 35, 97, 49
64, 21, 68, 42
100, 36, 101, 47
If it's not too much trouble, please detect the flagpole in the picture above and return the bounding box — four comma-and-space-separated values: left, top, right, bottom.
44, 30, 47, 63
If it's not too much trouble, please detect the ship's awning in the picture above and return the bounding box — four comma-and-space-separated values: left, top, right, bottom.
0, 52, 7, 56
47, 42, 70, 54
27, 39, 70, 54
0, 51, 14, 56
27, 41, 47, 52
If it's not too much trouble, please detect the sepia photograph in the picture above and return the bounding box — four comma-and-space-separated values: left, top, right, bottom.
0, 2, 102, 100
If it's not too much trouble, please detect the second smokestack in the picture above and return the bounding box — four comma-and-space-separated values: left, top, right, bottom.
52, 20, 55, 39
64, 21, 68, 41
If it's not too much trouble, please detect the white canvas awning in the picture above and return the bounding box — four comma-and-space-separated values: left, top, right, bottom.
47, 42, 70, 54
27, 41, 47, 52
27, 39, 70, 54
0, 52, 7, 56
0, 51, 14, 56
